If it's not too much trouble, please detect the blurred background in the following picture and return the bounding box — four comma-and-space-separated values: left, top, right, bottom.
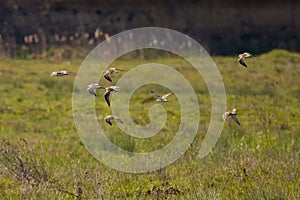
0, 0, 299, 59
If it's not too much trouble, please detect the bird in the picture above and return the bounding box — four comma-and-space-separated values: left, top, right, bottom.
223, 108, 240, 126
238, 52, 253, 68
50, 70, 71, 77
150, 90, 172, 102
104, 86, 119, 106
104, 115, 124, 126
87, 83, 105, 96
103, 68, 123, 82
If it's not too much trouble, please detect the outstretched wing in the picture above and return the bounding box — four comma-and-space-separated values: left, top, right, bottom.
222, 113, 228, 122
109, 86, 119, 91
113, 116, 124, 124
105, 118, 112, 126
104, 74, 112, 82
238, 58, 248, 68
230, 114, 241, 126
104, 91, 111, 106
162, 93, 172, 99
150, 90, 160, 99
115, 68, 125, 71
87, 88, 96, 96
244, 52, 253, 58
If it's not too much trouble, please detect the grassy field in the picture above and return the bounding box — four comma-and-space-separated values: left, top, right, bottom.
0, 49, 299, 199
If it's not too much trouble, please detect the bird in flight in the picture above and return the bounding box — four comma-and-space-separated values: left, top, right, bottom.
223, 108, 240, 126
150, 90, 172, 102
50, 70, 73, 77
238, 52, 253, 68
87, 83, 105, 96
104, 86, 119, 106
104, 115, 124, 126
103, 68, 123, 82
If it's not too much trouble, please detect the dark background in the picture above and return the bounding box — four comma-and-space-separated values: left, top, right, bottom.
0, 0, 299, 58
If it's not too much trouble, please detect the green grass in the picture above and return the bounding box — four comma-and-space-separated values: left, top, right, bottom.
0, 49, 299, 199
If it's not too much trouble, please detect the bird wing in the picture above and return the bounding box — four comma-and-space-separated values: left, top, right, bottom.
109, 86, 119, 90
150, 90, 160, 99
88, 84, 97, 89
238, 58, 248, 68
87, 88, 96, 96
105, 118, 112, 126
230, 114, 240, 126
60, 70, 68, 74
162, 93, 172, 99
104, 91, 111, 106
113, 116, 124, 124
244, 52, 252, 58
222, 113, 228, 122
93, 84, 105, 89
104, 73, 112, 82
56, 71, 69, 76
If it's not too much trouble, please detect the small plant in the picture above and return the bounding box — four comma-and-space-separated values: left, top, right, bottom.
0, 138, 48, 185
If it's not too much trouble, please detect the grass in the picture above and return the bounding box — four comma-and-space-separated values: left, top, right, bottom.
0, 49, 299, 199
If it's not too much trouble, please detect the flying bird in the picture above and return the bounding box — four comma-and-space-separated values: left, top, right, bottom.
104, 86, 119, 106
238, 52, 253, 68
50, 70, 69, 77
103, 68, 123, 82
104, 115, 124, 126
150, 90, 172, 102
223, 108, 240, 126
87, 83, 105, 96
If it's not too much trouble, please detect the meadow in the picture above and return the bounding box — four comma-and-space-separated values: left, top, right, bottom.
0, 49, 299, 199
